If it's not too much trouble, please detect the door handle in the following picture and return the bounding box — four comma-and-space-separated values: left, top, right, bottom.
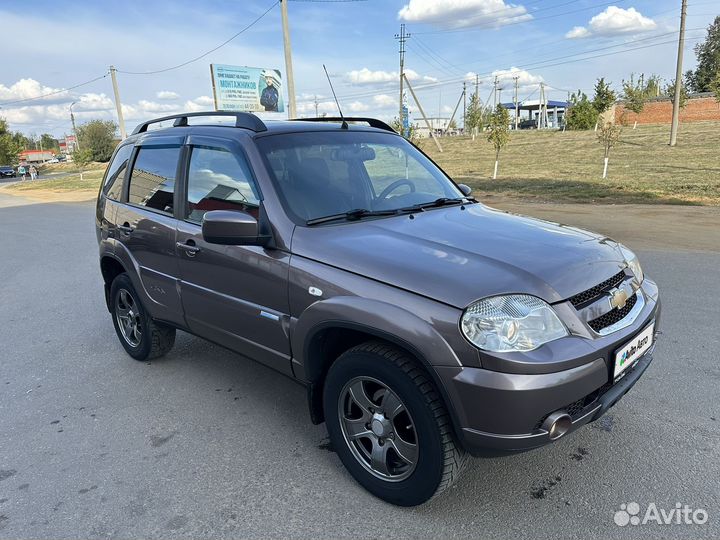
176, 241, 201, 257
118, 222, 134, 235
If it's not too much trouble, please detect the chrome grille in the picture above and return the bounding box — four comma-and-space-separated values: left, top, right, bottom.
587, 293, 638, 332
568, 270, 626, 309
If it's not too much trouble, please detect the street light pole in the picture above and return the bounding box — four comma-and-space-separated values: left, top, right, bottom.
669, 0, 687, 147
69, 101, 80, 151
109, 66, 127, 140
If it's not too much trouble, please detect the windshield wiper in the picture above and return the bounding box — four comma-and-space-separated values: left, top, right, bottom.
403, 197, 475, 212
306, 208, 401, 226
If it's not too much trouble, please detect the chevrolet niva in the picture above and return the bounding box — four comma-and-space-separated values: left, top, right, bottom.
95, 112, 660, 506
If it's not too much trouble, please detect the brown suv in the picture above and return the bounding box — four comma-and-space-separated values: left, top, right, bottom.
95, 112, 660, 506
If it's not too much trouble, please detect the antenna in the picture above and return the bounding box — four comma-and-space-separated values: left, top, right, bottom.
323, 64, 348, 129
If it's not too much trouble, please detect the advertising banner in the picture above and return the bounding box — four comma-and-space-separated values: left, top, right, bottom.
210, 64, 284, 113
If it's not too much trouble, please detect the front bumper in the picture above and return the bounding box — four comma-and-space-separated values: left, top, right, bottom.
437, 281, 660, 456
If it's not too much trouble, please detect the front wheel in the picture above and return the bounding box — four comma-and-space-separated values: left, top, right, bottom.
323, 342, 467, 506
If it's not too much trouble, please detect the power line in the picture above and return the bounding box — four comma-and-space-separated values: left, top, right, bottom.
0, 73, 109, 106
116, 1, 279, 75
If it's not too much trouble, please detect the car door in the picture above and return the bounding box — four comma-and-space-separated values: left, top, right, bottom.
113, 136, 184, 327
175, 135, 292, 375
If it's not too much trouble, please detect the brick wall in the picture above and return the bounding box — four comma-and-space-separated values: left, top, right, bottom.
614, 93, 720, 124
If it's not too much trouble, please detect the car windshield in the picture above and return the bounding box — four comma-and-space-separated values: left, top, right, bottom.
256, 131, 465, 224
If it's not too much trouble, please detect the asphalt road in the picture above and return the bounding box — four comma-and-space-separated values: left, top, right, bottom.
1, 195, 718, 539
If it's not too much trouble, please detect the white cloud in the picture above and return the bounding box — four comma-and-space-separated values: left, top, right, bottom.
491, 67, 543, 88
156, 90, 179, 100
398, 0, 531, 29
0, 78, 69, 104
183, 95, 215, 112
566, 6, 656, 39
346, 68, 437, 85
373, 94, 396, 107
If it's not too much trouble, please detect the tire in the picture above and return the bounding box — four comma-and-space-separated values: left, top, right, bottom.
109, 273, 175, 361
323, 341, 467, 506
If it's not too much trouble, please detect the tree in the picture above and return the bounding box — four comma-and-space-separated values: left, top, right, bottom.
622, 74, 647, 128
597, 121, 622, 179
666, 79, 688, 109
592, 77, 616, 115
390, 117, 418, 141
0, 118, 23, 166
565, 91, 598, 130
486, 104, 510, 179
684, 16, 720, 93
40, 134, 59, 153
465, 91, 486, 139
75, 120, 117, 162
710, 71, 720, 103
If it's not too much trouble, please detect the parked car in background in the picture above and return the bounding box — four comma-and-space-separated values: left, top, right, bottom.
48, 158, 60, 164
0, 166, 16, 178
95, 112, 661, 506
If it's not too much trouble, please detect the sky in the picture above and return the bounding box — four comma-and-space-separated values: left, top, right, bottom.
0, 0, 716, 138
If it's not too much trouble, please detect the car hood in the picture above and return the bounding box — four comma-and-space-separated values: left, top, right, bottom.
291, 203, 628, 308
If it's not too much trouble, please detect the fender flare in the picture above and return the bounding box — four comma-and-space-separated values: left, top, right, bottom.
292, 296, 464, 432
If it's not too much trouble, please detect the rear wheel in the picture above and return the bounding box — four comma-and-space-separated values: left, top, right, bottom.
324, 341, 467, 506
110, 273, 175, 361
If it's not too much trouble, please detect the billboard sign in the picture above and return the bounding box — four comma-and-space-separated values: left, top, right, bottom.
210, 64, 284, 113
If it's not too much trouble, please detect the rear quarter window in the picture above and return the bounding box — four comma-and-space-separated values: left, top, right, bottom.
103, 145, 133, 201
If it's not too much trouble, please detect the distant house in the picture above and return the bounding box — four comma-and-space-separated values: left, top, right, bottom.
18, 150, 55, 164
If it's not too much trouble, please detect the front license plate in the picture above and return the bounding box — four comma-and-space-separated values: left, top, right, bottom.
614, 323, 654, 379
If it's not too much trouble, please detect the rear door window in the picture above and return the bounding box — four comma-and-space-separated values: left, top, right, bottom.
128, 146, 181, 215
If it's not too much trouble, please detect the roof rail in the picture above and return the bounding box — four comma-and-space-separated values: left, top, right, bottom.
131, 111, 267, 135
291, 117, 396, 133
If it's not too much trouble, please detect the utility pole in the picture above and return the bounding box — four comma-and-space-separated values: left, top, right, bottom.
403, 73, 442, 152
462, 81, 466, 133
395, 24, 410, 134
513, 76, 519, 130
314, 95, 319, 118
475, 74, 479, 100
109, 66, 127, 140
280, 0, 297, 118
69, 101, 80, 151
493, 76, 499, 108
669, 0, 687, 147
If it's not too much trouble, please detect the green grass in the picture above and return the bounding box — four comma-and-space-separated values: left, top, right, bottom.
7, 170, 105, 192
416, 121, 720, 205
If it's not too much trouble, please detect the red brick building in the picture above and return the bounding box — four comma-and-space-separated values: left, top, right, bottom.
614, 92, 720, 125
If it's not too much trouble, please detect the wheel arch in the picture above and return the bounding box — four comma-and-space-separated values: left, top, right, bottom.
100, 255, 127, 311
293, 297, 464, 440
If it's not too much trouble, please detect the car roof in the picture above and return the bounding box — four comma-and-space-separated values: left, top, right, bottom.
125, 114, 398, 145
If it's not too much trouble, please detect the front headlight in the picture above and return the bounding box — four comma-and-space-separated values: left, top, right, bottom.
619, 244, 644, 284
461, 294, 568, 353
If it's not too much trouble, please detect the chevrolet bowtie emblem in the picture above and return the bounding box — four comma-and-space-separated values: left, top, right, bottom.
608, 287, 629, 310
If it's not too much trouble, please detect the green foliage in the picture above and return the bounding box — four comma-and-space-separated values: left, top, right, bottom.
666, 79, 689, 109
0, 118, 24, 166
597, 121, 623, 159
40, 133, 59, 152
566, 91, 599, 130
685, 16, 720, 93
72, 148, 95, 168
465, 92, 484, 132
75, 120, 117, 162
710, 71, 720, 103
622, 74, 648, 115
390, 116, 418, 141
486, 104, 510, 158
592, 78, 616, 114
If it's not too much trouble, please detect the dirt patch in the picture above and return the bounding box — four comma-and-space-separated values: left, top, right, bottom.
485, 195, 720, 253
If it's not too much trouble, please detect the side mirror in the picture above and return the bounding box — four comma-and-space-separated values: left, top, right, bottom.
201, 210, 269, 246
458, 183, 472, 197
